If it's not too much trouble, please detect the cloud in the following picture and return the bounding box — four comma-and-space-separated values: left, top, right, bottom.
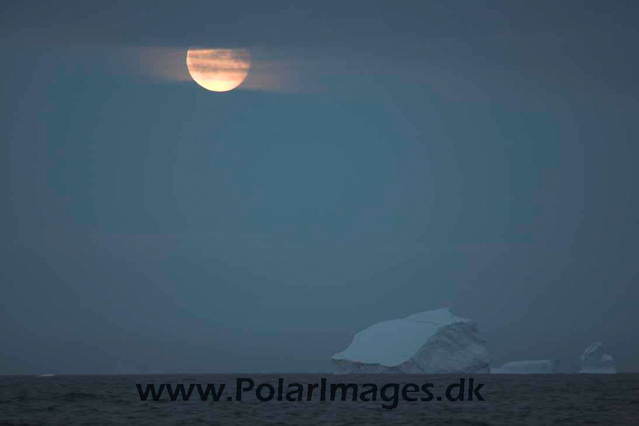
132, 46, 309, 93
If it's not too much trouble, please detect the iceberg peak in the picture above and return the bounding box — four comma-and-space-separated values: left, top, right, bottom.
580, 342, 616, 374
332, 308, 490, 374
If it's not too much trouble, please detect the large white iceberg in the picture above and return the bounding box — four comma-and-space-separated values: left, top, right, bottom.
491, 359, 560, 374
332, 308, 490, 374
580, 342, 616, 374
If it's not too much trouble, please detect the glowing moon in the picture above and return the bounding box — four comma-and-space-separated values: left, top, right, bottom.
186, 48, 251, 92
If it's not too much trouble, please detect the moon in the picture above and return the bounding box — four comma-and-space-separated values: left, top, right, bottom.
186, 48, 251, 92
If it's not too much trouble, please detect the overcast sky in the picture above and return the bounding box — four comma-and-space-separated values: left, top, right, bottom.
1, 1, 638, 374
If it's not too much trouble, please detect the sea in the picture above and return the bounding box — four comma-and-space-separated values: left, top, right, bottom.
1, 374, 637, 425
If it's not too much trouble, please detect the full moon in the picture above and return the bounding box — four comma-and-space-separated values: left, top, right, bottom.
186, 48, 251, 92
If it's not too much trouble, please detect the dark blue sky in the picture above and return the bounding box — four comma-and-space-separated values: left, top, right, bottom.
1, 1, 638, 373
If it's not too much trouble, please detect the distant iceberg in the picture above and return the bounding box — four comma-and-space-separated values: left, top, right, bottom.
491, 359, 560, 374
580, 342, 617, 374
332, 308, 490, 374
38, 374, 55, 377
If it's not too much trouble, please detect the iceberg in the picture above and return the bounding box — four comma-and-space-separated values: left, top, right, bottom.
491, 359, 560, 374
332, 308, 490, 374
580, 342, 617, 374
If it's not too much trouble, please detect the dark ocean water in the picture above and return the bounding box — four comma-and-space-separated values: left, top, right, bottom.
1, 374, 637, 425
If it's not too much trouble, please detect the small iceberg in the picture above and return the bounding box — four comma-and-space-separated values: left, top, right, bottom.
580, 342, 617, 374
38, 374, 55, 377
491, 359, 560, 374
